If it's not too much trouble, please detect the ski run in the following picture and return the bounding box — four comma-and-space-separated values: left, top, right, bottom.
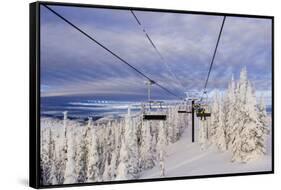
40, 67, 272, 185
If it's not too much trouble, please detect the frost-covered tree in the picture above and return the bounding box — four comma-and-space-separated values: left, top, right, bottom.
86, 127, 101, 182
49, 111, 68, 184
140, 121, 155, 170
151, 130, 158, 161
257, 96, 269, 134
109, 150, 118, 179
40, 127, 60, 185
49, 129, 58, 185
62, 112, 68, 162
64, 128, 78, 184
231, 67, 268, 162
256, 96, 270, 153
209, 91, 220, 142
115, 138, 129, 180
116, 106, 139, 180
209, 91, 226, 151
198, 119, 208, 150
54, 142, 65, 184
173, 107, 182, 141
75, 118, 93, 183
157, 121, 166, 177
159, 151, 165, 177
223, 75, 236, 150
102, 154, 111, 181
166, 106, 175, 143
63, 111, 68, 137
124, 107, 140, 178
40, 128, 51, 185
167, 106, 181, 143
216, 101, 227, 151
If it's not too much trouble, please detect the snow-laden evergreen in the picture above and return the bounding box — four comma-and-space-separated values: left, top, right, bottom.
64, 126, 78, 184
231, 68, 264, 162
198, 119, 208, 150
223, 75, 236, 150
157, 121, 167, 176
116, 106, 140, 180
256, 96, 270, 152
207, 67, 269, 163
40, 104, 189, 185
86, 126, 100, 182
139, 121, 154, 170
209, 91, 226, 151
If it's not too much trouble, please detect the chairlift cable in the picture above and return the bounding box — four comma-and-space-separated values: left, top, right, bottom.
200, 16, 226, 101
130, 10, 187, 95
43, 4, 183, 100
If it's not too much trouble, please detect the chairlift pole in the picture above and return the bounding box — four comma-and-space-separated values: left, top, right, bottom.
146, 80, 155, 110
147, 81, 151, 102
191, 100, 195, 143
179, 96, 196, 143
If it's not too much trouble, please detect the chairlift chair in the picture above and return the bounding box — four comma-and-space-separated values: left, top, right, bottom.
142, 80, 167, 121
196, 104, 211, 120
178, 102, 192, 113
143, 101, 167, 120
195, 90, 211, 120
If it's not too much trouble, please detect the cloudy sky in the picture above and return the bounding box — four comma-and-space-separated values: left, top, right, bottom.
40, 5, 272, 102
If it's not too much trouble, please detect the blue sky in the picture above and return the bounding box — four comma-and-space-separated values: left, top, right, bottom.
40, 5, 272, 102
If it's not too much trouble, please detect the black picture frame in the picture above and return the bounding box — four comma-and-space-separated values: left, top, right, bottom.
29, 1, 274, 189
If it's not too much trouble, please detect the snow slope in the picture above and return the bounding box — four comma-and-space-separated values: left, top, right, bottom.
141, 119, 272, 179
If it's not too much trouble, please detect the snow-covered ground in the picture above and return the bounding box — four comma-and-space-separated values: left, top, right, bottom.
141, 119, 272, 179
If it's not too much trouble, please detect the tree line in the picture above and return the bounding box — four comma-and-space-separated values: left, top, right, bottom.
198, 67, 269, 162
40, 106, 189, 185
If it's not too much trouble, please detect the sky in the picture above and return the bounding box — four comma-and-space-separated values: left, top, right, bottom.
40, 5, 272, 103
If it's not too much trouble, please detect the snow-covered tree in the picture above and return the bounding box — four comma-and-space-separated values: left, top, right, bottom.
166, 106, 175, 143
157, 121, 167, 176
109, 150, 118, 179
64, 128, 78, 184
124, 107, 140, 178
86, 127, 101, 182
56, 111, 68, 183
40, 128, 51, 185
75, 118, 94, 183
256, 96, 270, 153
166, 106, 182, 143
115, 138, 129, 180
54, 141, 65, 184
198, 118, 208, 150
115, 106, 139, 180
209, 91, 226, 151
159, 151, 165, 177
139, 121, 155, 170
216, 101, 227, 151
231, 67, 268, 162
102, 154, 111, 181
209, 91, 220, 142
223, 75, 236, 150
151, 130, 158, 161
48, 128, 58, 185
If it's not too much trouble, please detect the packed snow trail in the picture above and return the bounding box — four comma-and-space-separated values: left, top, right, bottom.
141, 122, 272, 178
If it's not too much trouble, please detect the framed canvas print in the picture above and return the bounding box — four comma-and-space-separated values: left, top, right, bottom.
29, 1, 274, 188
